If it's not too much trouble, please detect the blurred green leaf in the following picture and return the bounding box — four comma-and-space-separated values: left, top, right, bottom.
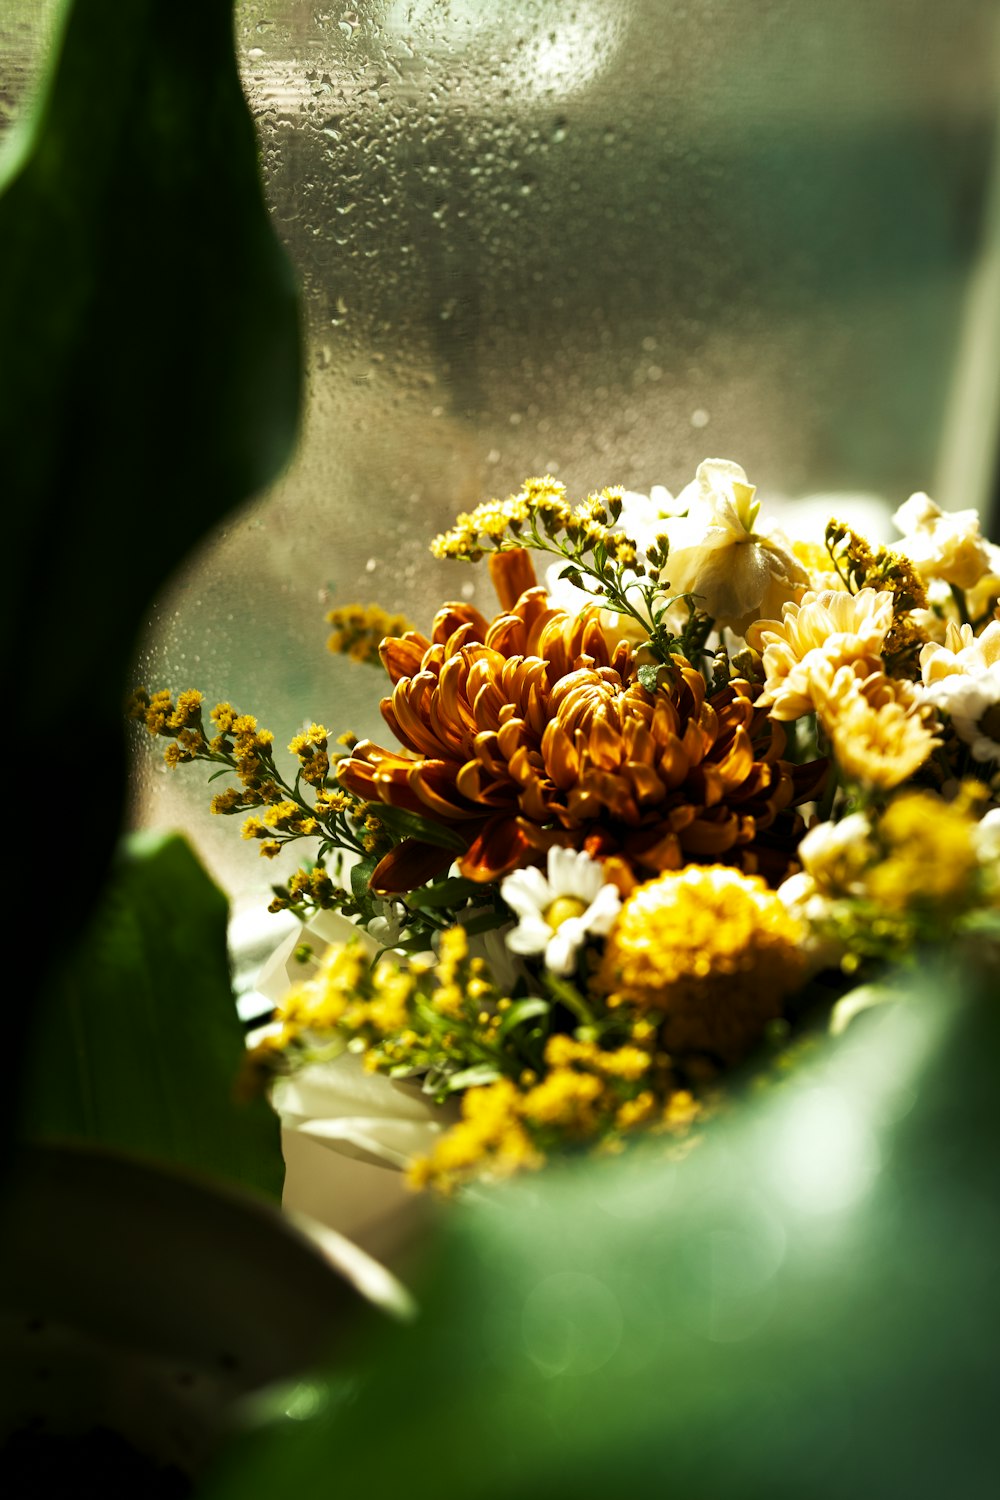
498, 997, 551, 1036
202, 955, 1000, 1499
0, 0, 301, 1140
407, 877, 485, 909
20, 832, 283, 1201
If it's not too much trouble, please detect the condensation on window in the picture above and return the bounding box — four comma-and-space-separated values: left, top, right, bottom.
5, 2, 998, 904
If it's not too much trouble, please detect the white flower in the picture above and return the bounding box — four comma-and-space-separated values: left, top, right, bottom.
975, 809, 1000, 896
367, 897, 410, 950
617, 483, 686, 554
540, 483, 687, 640
776, 871, 844, 971
919, 619, 1000, 683
662, 459, 808, 634
892, 492, 991, 590
500, 846, 621, 976
975, 806, 1000, 857
797, 812, 875, 896
921, 672, 1000, 762
918, 620, 1000, 762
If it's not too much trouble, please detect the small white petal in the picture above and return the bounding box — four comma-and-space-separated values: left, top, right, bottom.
544, 923, 585, 976
505, 917, 554, 956
500, 865, 551, 920
583, 883, 623, 934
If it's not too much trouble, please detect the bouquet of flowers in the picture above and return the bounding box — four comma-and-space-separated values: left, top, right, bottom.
130, 459, 1000, 1195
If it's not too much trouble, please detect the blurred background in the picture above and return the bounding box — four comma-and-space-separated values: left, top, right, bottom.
3, 0, 999, 908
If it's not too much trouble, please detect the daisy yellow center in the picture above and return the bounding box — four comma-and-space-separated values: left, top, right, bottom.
545, 896, 589, 930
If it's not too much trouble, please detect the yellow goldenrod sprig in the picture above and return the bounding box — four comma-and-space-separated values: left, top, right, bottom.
825, 519, 929, 676
431, 476, 708, 668
247, 925, 553, 1098
127, 687, 385, 868
326, 603, 417, 665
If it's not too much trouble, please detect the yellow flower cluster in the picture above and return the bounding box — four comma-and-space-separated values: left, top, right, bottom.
207, 703, 279, 794
407, 1080, 544, 1190
407, 1032, 700, 1194
241, 800, 320, 859
288, 723, 330, 786
326, 605, 416, 665
866, 788, 991, 915
255, 926, 516, 1086
430, 476, 636, 567
785, 784, 998, 967
599, 866, 806, 1063
267, 939, 417, 1054
127, 687, 209, 766
748, 590, 941, 790
267, 864, 338, 916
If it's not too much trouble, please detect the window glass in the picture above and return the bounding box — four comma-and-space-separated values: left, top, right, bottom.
5, 2, 997, 906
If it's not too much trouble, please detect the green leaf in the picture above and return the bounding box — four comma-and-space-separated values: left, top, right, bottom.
407, 877, 485, 909
498, 997, 551, 1037
369, 805, 468, 853
443, 1065, 502, 1092
200, 956, 1000, 1500
350, 852, 382, 924
0, 0, 303, 1124
636, 662, 664, 693
19, 832, 283, 1201
460, 910, 511, 937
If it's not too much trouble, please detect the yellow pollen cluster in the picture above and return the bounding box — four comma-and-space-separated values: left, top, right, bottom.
127, 688, 208, 756
267, 865, 338, 915
326, 605, 416, 665
599, 865, 805, 1062
866, 790, 985, 912
430, 476, 572, 560
407, 1080, 543, 1192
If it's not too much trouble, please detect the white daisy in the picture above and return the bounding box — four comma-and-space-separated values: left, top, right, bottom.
921, 670, 1000, 762
500, 847, 621, 976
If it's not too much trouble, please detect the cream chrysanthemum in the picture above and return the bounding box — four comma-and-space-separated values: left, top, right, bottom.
918, 621, 1000, 763
920, 619, 1000, 682
892, 493, 992, 590
811, 662, 940, 790
966, 540, 1000, 622
746, 587, 895, 720
662, 459, 809, 634
597, 865, 805, 1062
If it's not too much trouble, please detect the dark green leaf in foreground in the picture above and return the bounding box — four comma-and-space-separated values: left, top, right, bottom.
202, 955, 1000, 1500
20, 832, 283, 1201
0, 0, 301, 978
0, 0, 301, 1146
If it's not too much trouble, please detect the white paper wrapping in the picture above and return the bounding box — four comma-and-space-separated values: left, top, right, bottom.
249, 908, 457, 1263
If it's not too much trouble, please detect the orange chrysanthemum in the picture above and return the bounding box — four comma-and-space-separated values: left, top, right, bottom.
339, 553, 826, 894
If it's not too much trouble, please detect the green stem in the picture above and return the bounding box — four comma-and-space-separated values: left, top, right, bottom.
949, 583, 971, 628
543, 972, 597, 1029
